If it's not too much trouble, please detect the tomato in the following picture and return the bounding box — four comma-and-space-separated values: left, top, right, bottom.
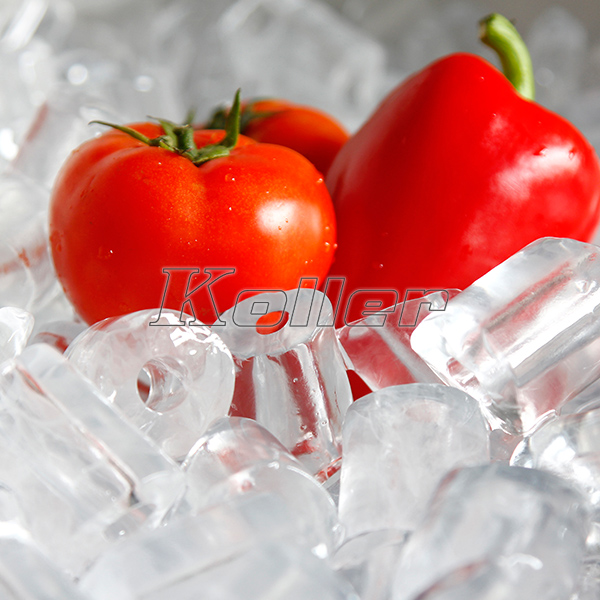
49, 95, 337, 325
204, 98, 349, 176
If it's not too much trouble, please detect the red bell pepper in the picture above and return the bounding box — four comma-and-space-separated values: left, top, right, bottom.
326, 13, 600, 326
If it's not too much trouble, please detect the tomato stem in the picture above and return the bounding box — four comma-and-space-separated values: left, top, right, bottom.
90, 89, 244, 167
187, 89, 242, 165
479, 13, 535, 101
89, 121, 176, 152
205, 96, 278, 132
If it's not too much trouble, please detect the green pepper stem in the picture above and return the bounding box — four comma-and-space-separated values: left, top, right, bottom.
479, 13, 535, 101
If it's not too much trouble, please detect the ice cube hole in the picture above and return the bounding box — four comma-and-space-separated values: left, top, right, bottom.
256, 310, 289, 335
136, 356, 188, 413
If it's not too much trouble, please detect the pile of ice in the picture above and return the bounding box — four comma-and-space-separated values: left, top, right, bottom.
2, 0, 600, 598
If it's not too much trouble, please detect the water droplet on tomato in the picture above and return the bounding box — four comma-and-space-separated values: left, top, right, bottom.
569, 148, 576, 159
324, 242, 331, 252
316, 177, 324, 184
224, 173, 235, 182
372, 262, 384, 270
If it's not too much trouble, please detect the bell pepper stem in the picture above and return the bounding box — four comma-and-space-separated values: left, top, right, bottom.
479, 13, 535, 102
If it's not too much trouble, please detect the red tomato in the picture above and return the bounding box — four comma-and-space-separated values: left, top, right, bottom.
49, 119, 337, 325
205, 98, 350, 176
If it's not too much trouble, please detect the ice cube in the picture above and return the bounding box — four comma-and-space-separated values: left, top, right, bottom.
216, 288, 353, 480
0, 0, 68, 164
10, 87, 122, 190
333, 529, 407, 600
512, 405, 600, 508
30, 318, 87, 353
180, 416, 312, 497
0, 343, 185, 574
142, 540, 359, 600
391, 464, 590, 600
0, 306, 34, 364
176, 417, 342, 557
216, 0, 388, 130
571, 555, 600, 600
337, 290, 459, 391
66, 309, 236, 462
79, 492, 350, 600
0, 171, 58, 312
412, 237, 600, 434
338, 383, 489, 538
28, 285, 80, 339
0, 528, 90, 599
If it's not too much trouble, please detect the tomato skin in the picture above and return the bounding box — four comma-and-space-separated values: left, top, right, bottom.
326, 53, 600, 326
207, 99, 349, 177
49, 126, 337, 325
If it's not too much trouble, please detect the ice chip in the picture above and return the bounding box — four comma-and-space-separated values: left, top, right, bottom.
338, 383, 490, 538
66, 309, 236, 462
391, 464, 590, 600
217, 288, 353, 480
411, 237, 600, 434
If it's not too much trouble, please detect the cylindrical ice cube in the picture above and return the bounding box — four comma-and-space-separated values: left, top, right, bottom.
177, 417, 341, 557
512, 405, 600, 509
391, 464, 590, 600
0, 343, 185, 575
216, 288, 353, 480
66, 309, 236, 462
337, 290, 458, 391
412, 237, 600, 434
338, 383, 490, 539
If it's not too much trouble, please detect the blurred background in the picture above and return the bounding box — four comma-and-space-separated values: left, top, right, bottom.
1, 0, 600, 180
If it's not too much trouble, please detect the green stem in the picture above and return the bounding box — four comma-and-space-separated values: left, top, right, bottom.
204, 97, 277, 132
90, 89, 244, 167
479, 13, 535, 101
